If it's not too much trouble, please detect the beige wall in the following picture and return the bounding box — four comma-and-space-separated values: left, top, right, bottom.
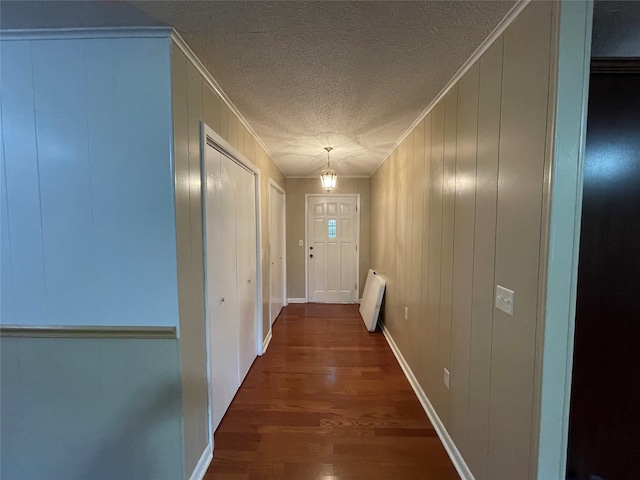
171, 42, 285, 477
370, 3, 555, 478
286, 178, 370, 300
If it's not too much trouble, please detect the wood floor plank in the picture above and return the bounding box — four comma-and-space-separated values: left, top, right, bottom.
204, 304, 458, 480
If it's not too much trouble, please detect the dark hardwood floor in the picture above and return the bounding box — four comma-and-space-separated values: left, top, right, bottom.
204, 303, 459, 480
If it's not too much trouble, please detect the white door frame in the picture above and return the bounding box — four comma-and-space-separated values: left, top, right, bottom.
268, 179, 287, 329
200, 122, 263, 447
304, 193, 360, 303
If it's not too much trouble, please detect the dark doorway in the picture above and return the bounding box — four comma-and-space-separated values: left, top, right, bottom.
567, 59, 640, 480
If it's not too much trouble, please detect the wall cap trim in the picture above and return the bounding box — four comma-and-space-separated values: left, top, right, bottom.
371, 0, 532, 176
0, 325, 177, 339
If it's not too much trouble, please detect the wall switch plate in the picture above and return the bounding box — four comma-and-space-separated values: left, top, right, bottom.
496, 285, 515, 316
298, 239, 303, 247
404, 306, 408, 320
444, 368, 450, 390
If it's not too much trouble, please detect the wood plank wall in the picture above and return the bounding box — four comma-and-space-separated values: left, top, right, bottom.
0, 37, 177, 328
370, 3, 554, 478
171, 42, 287, 477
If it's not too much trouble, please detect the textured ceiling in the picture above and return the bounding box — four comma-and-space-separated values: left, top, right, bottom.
2, 1, 518, 176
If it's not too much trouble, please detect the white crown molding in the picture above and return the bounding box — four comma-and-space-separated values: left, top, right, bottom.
0, 26, 172, 41
170, 28, 285, 179
286, 175, 370, 179
370, 0, 532, 177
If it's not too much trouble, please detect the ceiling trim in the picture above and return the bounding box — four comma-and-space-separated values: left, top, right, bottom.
287, 176, 370, 180
370, 0, 531, 177
170, 28, 284, 178
0, 26, 171, 40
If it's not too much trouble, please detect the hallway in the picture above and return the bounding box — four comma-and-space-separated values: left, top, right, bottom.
205, 304, 459, 480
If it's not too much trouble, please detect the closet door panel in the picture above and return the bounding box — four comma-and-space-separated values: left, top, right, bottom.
236, 165, 257, 383
212, 153, 240, 430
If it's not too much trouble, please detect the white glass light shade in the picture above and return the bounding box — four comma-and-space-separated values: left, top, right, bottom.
320, 167, 337, 192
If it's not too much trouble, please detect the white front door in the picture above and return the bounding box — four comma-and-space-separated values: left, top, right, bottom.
307, 196, 358, 303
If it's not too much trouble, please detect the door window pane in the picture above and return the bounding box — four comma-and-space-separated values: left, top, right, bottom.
328, 219, 337, 239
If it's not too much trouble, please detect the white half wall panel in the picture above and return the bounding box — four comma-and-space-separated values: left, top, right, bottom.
0, 35, 177, 328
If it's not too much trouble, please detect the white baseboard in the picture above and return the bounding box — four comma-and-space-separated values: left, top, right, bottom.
287, 298, 306, 304
381, 323, 474, 480
188, 443, 212, 480
261, 330, 273, 355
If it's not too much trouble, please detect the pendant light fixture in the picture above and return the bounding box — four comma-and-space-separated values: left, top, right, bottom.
319, 147, 337, 192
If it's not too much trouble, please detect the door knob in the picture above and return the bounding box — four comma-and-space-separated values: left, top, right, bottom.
310, 254, 314, 258
310, 246, 314, 250
247, 279, 251, 284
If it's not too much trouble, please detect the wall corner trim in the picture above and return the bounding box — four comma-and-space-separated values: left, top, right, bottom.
170, 29, 285, 178
381, 323, 474, 480
370, 0, 532, 177
261, 330, 273, 355
287, 298, 306, 304
188, 443, 213, 480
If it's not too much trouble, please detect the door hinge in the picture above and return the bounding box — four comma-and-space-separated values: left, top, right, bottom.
356, 245, 358, 251
355, 283, 358, 290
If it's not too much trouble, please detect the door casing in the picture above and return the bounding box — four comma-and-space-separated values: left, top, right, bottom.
200, 122, 263, 449
268, 179, 287, 326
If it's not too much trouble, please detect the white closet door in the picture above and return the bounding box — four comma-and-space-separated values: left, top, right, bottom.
235, 165, 257, 383
206, 148, 240, 432
270, 185, 284, 325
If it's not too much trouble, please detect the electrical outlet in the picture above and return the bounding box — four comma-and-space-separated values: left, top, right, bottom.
404, 306, 408, 320
298, 239, 303, 247
444, 368, 450, 390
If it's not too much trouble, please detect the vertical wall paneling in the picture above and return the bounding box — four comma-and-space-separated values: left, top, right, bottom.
32, 40, 95, 324
227, 110, 238, 148
418, 114, 433, 390
449, 62, 480, 455
84, 40, 120, 320
410, 120, 425, 375
438, 88, 458, 427
0, 337, 183, 480
170, 39, 286, 475
1, 37, 177, 328
466, 37, 503, 480
426, 103, 444, 409
368, 2, 576, 477
488, 3, 552, 478
185, 59, 210, 474
108, 37, 177, 325
0, 40, 46, 324
403, 133, 414, 360
219, 101, 229, 141
203, 84, 221, 134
